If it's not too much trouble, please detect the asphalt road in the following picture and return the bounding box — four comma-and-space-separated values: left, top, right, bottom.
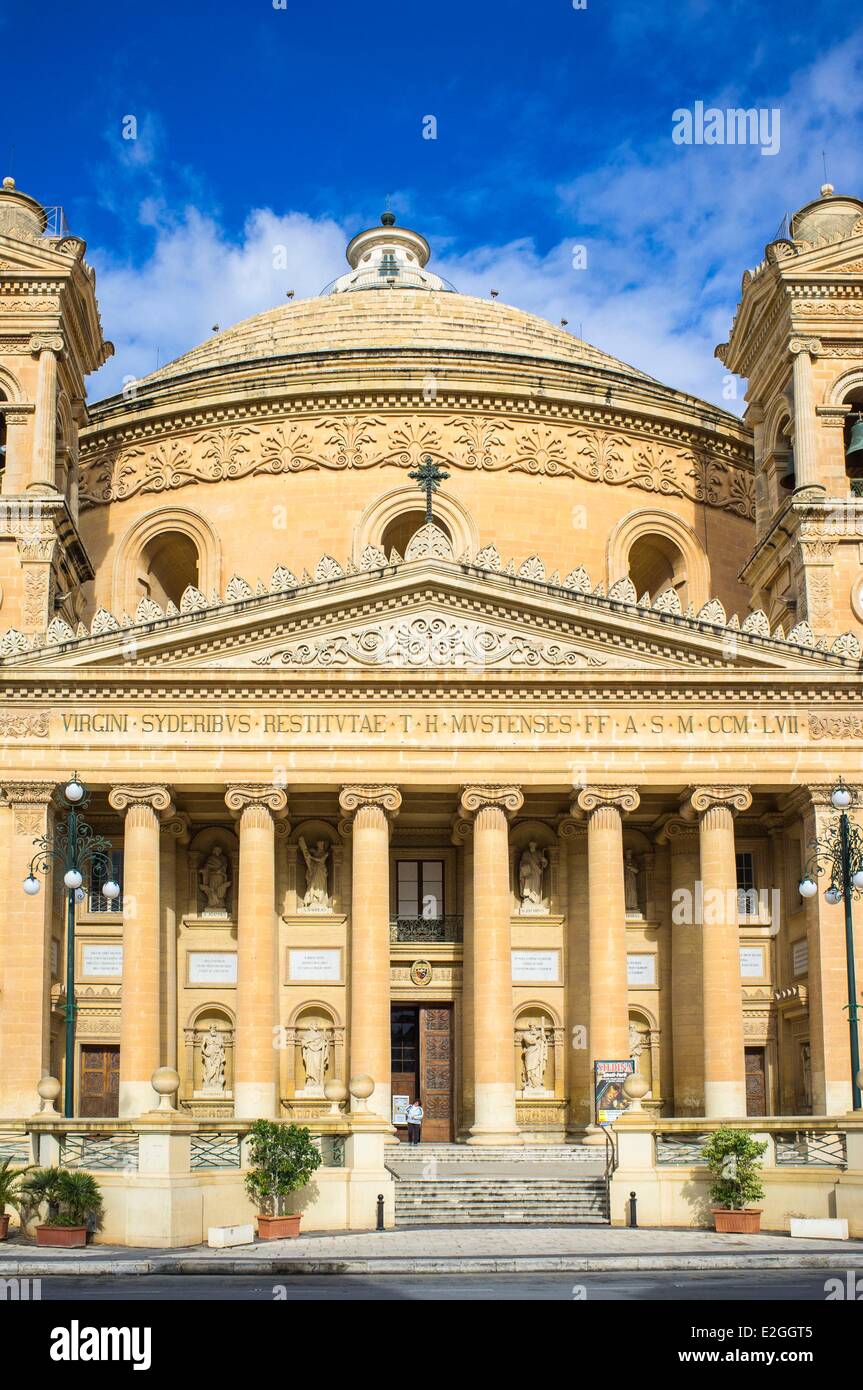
34, 1271, 847, 1300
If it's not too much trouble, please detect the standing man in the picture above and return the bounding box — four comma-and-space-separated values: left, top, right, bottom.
406, 1097, 424, 1145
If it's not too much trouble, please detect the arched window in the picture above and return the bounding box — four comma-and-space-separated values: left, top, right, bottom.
0, 393, 6, 493
843, 387, 863, 493
380, 509, 452, 558
135, 529, 200, 609
627, 533, 688, 605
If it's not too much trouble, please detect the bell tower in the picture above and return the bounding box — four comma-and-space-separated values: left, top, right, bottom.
0, 176, 112, 635
717, 184, 863, 642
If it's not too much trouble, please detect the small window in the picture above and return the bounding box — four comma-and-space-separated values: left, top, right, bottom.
89, 851, 124, 914
397, 859, 444, 919
736, 851, 757, 916
391, 1007, 418, 1071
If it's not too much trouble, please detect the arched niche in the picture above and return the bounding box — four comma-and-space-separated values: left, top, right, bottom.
514, 1003, 563, 1099
187, 826, 239, 920
628, 1006, 659, 1100
606, 508, 711, 610
353, 484, 478, 563
284, 1002, 344, 1098
285, 820, 342, 917
622, 827, 656, 920
112, 505, 221, 616
509, 820, 559, 916
184, 1004, 235, 1100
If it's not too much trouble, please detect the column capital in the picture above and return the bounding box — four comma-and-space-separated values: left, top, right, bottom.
338, 784, 402, 818
655, 814, 699, 848
458, 785, 523, 819
29, 334, 64, 357
788, 335, 822, 357
450, 815, 473, 845
573, 785, 640, 818
224, 784, 289, 820
109, 784, 175, 817
557, 815, 587, 842
687, 785, 752, 817
0, 780, 57, 806
162, 810, 191, 844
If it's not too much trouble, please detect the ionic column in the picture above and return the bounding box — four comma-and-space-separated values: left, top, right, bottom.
459, 785, 523, 1144
225, 785, 289, 1118
689, 785, 752, 1117
559, 818, 590, 1132
28, 335, 63, 493
0, 783, 55, 1116
109, 784, 175, 1117
339, 785, 401, 1122
160, 813, 189, 1071
789, 337, 823, 493
801, 787, 856, 1114
451, 815, 474, 1134
660, 817, 704, 1114
576, 787, 641, 1072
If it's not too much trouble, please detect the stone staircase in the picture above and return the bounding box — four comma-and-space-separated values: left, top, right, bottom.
387, 1143, 610, 1226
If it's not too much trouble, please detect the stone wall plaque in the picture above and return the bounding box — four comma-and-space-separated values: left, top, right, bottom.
81, 944, 123, 978
288, 948, 342, 983
740, 946, 765, 979
792, 938, 809, 976
626, 953, 656, 986
511, 949, 560, 983
188, 951, 238, 986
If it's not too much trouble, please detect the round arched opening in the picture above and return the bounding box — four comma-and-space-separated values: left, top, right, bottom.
0, 392, 7, 491
843, 387, 863, 492
136, 530, 200, 609
380, 509, 452, 558
627, 533, 688, 605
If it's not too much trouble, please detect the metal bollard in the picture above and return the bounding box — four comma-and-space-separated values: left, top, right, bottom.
628, 1190, 638, 1228
376, 1193, 385, 1231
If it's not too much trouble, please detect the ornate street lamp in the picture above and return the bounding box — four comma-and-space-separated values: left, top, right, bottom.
22, 775, 119, 1118
798, 778, 863, 1110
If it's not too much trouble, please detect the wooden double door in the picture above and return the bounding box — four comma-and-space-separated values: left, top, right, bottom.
391, 1004, 454, 1141
79, 1045, 120, 1117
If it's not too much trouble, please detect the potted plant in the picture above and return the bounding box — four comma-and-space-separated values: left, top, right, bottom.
701, 1126, 767, 1234
0, 1157, 30, 1239
244, 1120, 322, 1239
22, 1167, 103, 1248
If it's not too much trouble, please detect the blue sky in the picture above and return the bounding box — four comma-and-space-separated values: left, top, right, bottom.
3, 0, 862, 407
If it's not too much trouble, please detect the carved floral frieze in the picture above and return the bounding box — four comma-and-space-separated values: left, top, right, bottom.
78, 414, 755, 519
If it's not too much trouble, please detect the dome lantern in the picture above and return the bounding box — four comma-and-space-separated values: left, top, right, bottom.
326, 210, 455, 294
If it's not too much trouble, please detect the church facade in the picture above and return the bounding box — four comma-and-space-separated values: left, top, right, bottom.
1, 177, 863, 1141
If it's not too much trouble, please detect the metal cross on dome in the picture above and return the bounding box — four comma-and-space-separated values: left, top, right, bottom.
409, 454, 450, 526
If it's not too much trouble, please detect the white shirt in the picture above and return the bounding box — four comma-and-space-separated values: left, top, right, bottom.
406, 1104, 423, 1124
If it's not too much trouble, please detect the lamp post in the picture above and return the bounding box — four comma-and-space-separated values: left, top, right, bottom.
22, 774, 120, 1118
798, 778, 863, 1111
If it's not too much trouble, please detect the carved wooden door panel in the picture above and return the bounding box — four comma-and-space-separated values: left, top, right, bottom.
744, 1047, 767, 1117
79, 1045, 120, 1117
419, 1005, 453, 1141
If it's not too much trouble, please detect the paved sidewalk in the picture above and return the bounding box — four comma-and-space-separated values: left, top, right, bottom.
2, 1224, 862, 1276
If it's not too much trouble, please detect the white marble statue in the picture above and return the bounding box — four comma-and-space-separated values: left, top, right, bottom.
201, 1025, 226, 1092
300, 1021, 329, 1090
518, 842, 548, 911
521, 1020, 549, 1091
624, 849, 640, 913
629, 1022, 647, 1059
199, 846, 231, 912
299, 836, 330, 910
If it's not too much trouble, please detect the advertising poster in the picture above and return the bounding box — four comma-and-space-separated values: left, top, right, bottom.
594, 1059, 635, 1125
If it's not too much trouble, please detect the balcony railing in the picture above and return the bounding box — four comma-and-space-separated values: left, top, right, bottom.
390, 915, 464, 943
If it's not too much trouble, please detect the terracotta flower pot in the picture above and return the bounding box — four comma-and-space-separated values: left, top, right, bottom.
712, 1208, 762, 1235
35, 1224, 88, 1248
257, 1214, 301, 1240
0, 1213, 10, 1240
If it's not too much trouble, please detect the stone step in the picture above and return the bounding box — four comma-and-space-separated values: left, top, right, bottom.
393, 1173, 609, 1225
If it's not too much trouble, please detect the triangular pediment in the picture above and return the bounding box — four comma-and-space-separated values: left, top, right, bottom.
3, 544, 859, 675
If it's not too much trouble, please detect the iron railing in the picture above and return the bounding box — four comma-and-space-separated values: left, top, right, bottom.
390, 915, 464, 943
190, 1132, 242, 1170
62, 1132, 139, 1171
774, 1130, 847, 1168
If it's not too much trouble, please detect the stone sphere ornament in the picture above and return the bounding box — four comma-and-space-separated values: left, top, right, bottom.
324, 1078, 348, 1114
622, 1071, 649, 1112
36, 1075, 62, 1114
348, 1073, 375, 1111
151, 1066, 181, 1111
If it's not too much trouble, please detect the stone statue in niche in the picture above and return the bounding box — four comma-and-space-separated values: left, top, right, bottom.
624, 849, 641, 913
520, 1019, 549, 1091
629, 1022, 647, 1059
299, 1021, 330, 1092
200, 1025, 226, 1093
199, 846, 231, 914
801, 1042, 812, 1110
298, 836, 330, 911
518, 842, 548, 913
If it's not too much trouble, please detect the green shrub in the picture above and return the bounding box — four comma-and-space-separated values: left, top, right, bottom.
244, 1120, 322, 1216
701, 1127, 767, 1210
21, 1166, 102, 1228
0, 1157, 31, 1216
